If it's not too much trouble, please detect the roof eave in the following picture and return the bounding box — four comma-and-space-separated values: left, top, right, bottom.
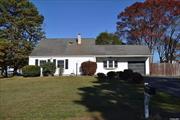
29, 54, 151, 58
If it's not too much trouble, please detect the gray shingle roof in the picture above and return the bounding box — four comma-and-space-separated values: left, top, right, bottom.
30, 38, 151, 56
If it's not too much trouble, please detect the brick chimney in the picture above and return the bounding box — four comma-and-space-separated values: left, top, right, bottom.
77, 33, 81, 45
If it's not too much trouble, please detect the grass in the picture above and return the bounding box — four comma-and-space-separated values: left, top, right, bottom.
0, 76, 180, 120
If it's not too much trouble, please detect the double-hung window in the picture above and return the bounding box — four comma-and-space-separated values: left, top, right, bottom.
103, 60, 118, 69
57, 59, 68, 69
109, 60, 113, 68
57, 60, 64, 68
40, 60, 46, 66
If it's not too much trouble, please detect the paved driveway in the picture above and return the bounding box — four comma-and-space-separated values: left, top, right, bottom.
144, 76, 180, 97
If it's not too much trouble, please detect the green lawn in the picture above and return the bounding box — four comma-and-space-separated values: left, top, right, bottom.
0, 77, 180, 120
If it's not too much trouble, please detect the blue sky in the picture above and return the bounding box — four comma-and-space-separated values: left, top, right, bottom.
31, 0, 160, 62
31, 0, 144, 38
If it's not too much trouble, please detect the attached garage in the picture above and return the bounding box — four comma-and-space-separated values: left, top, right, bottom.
128, 61, 145, 75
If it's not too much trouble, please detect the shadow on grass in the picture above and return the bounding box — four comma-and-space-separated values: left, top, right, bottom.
74, 77, 180, 120
150, 92, 180, 119
75, 78, 144, 120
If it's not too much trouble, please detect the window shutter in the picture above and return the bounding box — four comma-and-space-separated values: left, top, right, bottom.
115, 61, 118, 68
103, 61, 107, 68
40, 60, 46, 66
65, 59, 68, 69
35, 59, 38, 66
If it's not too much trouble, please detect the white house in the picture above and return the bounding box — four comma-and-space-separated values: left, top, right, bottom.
29, 34, 151, 76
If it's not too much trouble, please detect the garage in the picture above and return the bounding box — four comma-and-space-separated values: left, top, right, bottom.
128, 61, 145, 75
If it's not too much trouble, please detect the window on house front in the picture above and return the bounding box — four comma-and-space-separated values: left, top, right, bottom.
40, 60, 46, 66
65, 59, 68, 69
48, 59, 50, 63
35, 59, 38, 66
103, 60, 118, 69
57, 60, 64, 68
109, 60, 113, 68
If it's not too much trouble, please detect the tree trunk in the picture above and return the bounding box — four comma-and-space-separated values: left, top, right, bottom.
4, 66, 8, 77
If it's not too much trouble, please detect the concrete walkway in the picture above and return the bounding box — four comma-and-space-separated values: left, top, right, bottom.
144, 76, 180, 97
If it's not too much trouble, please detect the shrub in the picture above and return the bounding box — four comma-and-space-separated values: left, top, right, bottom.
116, 71, 124, 80
81, 61, 97, 76
124, 69, 133, 74
132, 72, 143, 84
123, 69, 133, 81
22, 65, 40, 77
59, 67, 64, 76
97, 73, 106, 80
107, 71, 116, 80
42, 62, 56, 76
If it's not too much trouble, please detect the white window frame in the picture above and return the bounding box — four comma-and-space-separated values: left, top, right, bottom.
103, 60, 118, 69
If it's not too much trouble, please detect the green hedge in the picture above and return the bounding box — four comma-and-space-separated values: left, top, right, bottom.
107, 71, 117, 80
42, 62, 56, 76
132, 72, 143, 84
97, 73, 106, 80
22, 65, 40, 77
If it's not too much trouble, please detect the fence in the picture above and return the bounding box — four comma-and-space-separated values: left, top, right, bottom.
150, 63, 180, 76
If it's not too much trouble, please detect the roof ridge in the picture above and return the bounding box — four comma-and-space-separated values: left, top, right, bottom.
30, 39, 150, 56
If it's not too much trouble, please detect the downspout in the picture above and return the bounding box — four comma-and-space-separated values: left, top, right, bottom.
76, 63, 78, 76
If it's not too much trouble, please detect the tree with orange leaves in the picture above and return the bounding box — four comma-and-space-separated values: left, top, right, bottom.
117, 0, 180, 63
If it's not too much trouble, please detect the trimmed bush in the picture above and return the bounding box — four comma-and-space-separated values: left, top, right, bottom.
123, 69, 133, 81
124, 69, 133, 74
22, 65, 40, 77
97, 73, 106, 80
116, 71, 124, 80
107, 71, 116, 80
132, 72, 143, 84
42, 62, 56, 76
59, 67, 64, 76
81, 61, 97, 76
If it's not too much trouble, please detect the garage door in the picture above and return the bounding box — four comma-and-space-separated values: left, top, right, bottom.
128, 61, 145, 75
